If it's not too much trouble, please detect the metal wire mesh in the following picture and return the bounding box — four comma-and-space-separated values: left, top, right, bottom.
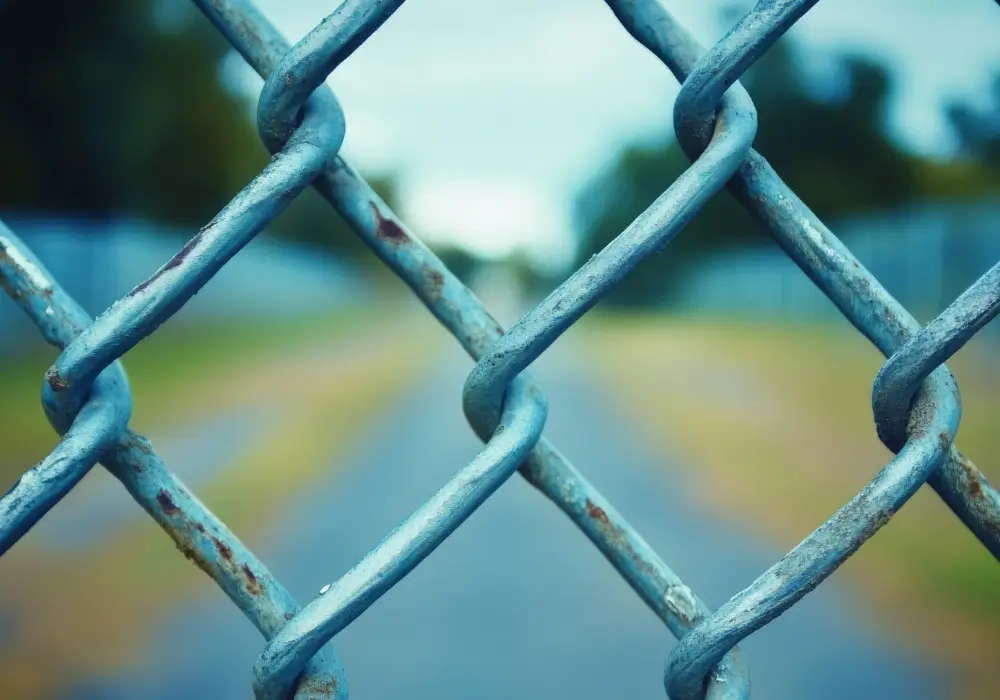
2, 0, 999, 698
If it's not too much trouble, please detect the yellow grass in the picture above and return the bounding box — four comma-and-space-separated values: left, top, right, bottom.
0, 321, 437, 700
584, 313, 1000, 700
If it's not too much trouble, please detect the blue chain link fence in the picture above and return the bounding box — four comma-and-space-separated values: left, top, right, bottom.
1, 0, 999, 697
0, 215, 371, 358
673, 197, 1000, 326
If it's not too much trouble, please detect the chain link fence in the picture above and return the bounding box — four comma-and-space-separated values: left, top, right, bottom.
673, 197, 1000, 326
0, 216, 370, 357
1, 0, 999, 698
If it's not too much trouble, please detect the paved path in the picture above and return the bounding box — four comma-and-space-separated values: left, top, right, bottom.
66, 340, 951, 700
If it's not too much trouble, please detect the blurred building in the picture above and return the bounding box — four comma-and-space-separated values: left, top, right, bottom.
0, 215, 371, 356
673, 197, 1000, 334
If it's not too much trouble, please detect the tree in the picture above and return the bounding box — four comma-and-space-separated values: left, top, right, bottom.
0, 1, 265, 220
0, 0, 395, 260
572, 37, 998, 306
947, 75, 1000, 168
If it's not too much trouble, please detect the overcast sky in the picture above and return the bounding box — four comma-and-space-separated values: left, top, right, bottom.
233, 0, 1000, 268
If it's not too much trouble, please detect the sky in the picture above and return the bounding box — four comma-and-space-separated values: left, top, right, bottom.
230, 0, 1000, 270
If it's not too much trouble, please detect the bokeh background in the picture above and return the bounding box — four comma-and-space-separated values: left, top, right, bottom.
1, 0, 1000, 698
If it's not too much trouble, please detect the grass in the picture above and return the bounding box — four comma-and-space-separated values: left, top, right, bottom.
0, 310, 437, 700
582, 311, 1000, 699
0, 309, 367, 485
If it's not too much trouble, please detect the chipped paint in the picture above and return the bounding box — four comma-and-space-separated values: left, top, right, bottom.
0, 232, 53, 295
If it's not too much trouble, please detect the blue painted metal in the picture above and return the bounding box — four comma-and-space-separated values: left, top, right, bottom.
0, 0, 998, 698
0, 223, 131, 554
253, 375, 547, 700
873, 260, 1000, 449
0, 226, 346, 698
256, 0, 405, 153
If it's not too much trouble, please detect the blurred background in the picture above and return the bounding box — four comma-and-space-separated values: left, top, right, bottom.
1, 0, 999, 698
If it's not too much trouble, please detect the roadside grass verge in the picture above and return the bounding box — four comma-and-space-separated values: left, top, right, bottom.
0, 318, 435, 700
583, 312, 1000, 700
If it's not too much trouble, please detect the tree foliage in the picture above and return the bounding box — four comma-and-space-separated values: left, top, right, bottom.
573, 38, 1000, 306
0, 0, 395, 259
948, 75, 1000, 169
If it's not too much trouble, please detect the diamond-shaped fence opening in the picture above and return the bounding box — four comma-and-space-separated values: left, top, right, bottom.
1, 0, 999, 698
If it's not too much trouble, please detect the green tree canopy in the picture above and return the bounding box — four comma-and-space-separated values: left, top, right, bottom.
573, 38, 1000, 306
948, 74, 1000, 169
0, 0, 394, 261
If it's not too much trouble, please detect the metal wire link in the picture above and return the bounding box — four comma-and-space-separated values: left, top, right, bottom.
0, 0, 998, 698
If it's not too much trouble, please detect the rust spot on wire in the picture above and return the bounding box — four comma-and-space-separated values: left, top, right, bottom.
584, 498, 661, 581
243, 564, 262, 595
45, 368, 68, 392
585, 499, 611, 527
960, 456, 983, 498
177, 541, 213, 577
213, 536, 234, 561
370, 202, 408, 244
128, 230, 204, 297
296, 676, 340, 696
156, 490, 181, 515
939, 431, 951, 452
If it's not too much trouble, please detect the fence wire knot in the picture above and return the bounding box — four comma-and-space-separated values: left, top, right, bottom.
1, 0, 999, 698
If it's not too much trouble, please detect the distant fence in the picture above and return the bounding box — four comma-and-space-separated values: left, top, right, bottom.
0, 215, 369, 356
675, 198, 1000, 335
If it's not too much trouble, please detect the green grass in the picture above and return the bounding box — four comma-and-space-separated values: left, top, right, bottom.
0, 310, 367, 484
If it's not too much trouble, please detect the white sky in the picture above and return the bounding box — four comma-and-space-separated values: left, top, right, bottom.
233, 0, 1000, 268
